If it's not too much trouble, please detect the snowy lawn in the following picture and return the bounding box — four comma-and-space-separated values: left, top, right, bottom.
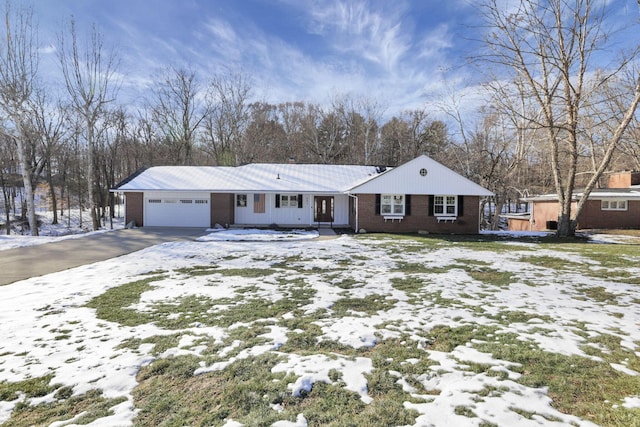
0, 232, 639, 426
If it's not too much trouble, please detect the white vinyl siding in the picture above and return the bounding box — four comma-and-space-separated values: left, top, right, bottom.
234, 193, 350, 226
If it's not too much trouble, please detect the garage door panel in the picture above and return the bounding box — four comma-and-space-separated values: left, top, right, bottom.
145, 197, 210, 227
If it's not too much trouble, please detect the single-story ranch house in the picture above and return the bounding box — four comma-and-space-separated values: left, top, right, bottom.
505, 171, 640, 231
112, 155, 493, 234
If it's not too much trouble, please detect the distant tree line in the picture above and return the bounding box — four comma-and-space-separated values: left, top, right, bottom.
0, 0, 638, 236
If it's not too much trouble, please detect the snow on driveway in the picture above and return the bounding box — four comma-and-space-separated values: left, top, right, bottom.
0, 230, 638, 426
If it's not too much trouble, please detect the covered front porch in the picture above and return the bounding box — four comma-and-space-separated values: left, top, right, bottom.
229, 193, 351, 229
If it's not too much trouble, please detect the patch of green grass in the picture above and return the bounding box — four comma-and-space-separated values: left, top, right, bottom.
421, 323, 640, 425
466, 267, 514, 288
134, 342, 420, 427
361, 337, 437, 397
271, 254, 306, 269
133, 354, 293, 426
85, 275, 165, 327
472, 339, 640, 426
176, 265, 276, 278
581, 333, 640, 373
331, 295, 397, 317
2, 389, 127, 427
0, 375, 58, 401
488, 311, 555, 325
215, 268, 277, 278
118, 334, 184, 356
455, 405, 476, 418
390, 276, 425, 294
175, 265, 220, 276
578, 245, 640, 270
393, 261, 453, 274
88, 274, 315, 330
519, 255, 581, 271
510, 407, 563, 423
333, 277, 363, 289
423, 291, 469, 310
576, 286, 620, 305
211, 285, 316, 328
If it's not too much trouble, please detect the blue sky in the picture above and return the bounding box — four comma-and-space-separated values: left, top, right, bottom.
17, 0, 640, 117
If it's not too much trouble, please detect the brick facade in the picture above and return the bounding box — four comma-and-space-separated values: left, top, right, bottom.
124, 192, 144, 227
579, 200, 640, 229
354, 194, 480, 234
608, 172, 640, 189
521, 199, 640, 231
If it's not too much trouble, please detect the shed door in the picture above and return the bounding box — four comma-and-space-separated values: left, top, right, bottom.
145, 197, 210, 227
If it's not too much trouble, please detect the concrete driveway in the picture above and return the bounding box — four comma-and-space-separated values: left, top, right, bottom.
0, 227, 207, 286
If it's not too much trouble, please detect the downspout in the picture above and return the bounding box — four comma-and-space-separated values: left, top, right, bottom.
348, 193, 358, 232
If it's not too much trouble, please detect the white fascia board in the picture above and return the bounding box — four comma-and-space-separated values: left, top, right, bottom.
349, 155, 493, 196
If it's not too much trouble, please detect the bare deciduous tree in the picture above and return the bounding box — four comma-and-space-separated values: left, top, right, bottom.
0, 2, 39, 235
479, 0, 640, 236
58, 17, 119, 230
150, 66, 206, 165
203, 71, 252, 166
31, 90, 67, 225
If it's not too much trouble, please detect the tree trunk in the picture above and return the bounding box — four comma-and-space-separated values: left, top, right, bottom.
1, 174, 10, 235
46, 162, 58, 225
86, 124, 100, 231
14, 134, 38, 236
557, 213, 576, 237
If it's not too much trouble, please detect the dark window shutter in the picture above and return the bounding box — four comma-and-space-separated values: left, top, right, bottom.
458, 196, 464, 216
298, 194, 303, 208
375, 194, 381, 216
428, 195, 434, 216
405, 195, 411, 216
275, 194, 280, 208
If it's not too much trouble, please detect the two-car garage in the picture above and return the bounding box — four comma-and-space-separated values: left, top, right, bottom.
144, 192, 210, 227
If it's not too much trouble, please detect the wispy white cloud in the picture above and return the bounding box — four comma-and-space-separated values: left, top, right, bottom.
302, 0, 412, 72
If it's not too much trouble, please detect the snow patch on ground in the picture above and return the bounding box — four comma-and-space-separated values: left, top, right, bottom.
1, 227, 639, 425
196, 228, 319, 242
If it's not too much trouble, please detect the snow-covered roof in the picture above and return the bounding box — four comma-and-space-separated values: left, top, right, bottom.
523, 187, 640, 202
114, 163, 383, 193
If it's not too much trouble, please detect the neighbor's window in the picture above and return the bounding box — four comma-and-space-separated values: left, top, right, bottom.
434, 195, 457, 216
381, 194, 405, 215
236, 194, 247, 207
601, 199, 628, 211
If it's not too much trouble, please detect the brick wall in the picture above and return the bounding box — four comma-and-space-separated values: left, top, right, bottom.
211, 193, 234, 227
355, 194, 480, 234
608, 172, 640, 189
125, 192, 143, 227
531, 199, 640, 230
578, 200, 640, 229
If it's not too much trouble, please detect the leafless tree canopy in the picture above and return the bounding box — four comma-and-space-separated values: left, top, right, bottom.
476, 0, 640, 236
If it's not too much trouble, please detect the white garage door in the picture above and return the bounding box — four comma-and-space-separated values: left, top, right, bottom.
145, 197, 210, 227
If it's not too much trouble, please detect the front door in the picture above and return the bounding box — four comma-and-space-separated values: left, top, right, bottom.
314, 196, 334, 223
